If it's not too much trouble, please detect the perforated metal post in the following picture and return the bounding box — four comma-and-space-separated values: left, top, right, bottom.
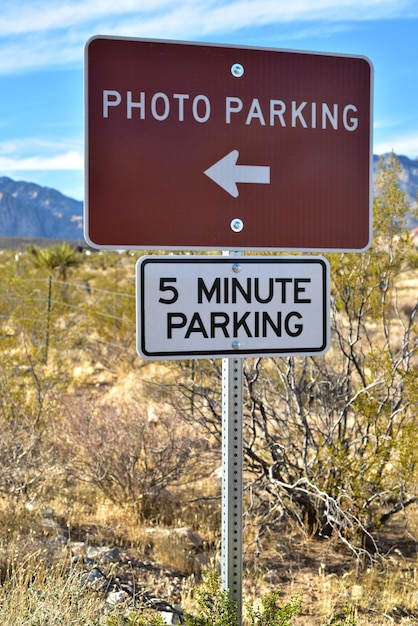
221, 355, 243, 624
220, 250, 244, 624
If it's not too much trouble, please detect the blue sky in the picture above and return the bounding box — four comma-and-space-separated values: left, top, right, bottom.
0, 0, 417, 201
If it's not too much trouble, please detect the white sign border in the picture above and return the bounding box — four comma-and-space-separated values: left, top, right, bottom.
136, 255, 330, 360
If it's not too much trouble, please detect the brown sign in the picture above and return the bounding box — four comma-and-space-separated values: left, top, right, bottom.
85, 37, 372, 250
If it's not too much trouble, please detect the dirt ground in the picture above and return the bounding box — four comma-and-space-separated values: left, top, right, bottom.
74, 514, 418, 625
242, 517, 418, 625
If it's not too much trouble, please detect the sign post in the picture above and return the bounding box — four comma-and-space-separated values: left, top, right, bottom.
222, 354, 243, 621
85, 36, 372, 625
136, 253, 330, 623
221, 250, 243, 622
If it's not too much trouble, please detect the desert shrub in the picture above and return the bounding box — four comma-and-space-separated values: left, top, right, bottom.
0, 416, 47, 499
323, 604, 357, 625
184, 570, 238, 626
28, 242, 83, 281
245, 589, 302, 625
56, 396, 215, 519
184, 570, 302, 626
0, 340, 61, 501
1, 245, 137, 370
171, 154, 418, 558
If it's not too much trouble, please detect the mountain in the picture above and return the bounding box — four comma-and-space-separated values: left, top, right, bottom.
0, 154, 417, 242
0, 177, 83, 241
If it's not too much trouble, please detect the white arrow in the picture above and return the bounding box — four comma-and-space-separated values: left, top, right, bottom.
204, 150, 270, 198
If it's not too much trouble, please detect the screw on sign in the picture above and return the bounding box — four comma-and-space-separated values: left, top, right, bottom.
85, 37, 372, 251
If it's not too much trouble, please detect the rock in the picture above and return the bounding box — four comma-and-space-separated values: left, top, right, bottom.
24, 500, 38, 512
70, 541, 87, 556
69, 540, 189, 623
193, 552, 210, 568
142, 596, 184, 625
160, 609, 183, 624
172, 527, 202, 548
264, 569, 281, 584
86, 545, 121, 563
106, 590, 127, 606
49, 534, 68, 547
42, 507, 55, 518
40, 517, 64, 531
80, 567, 108, 591
102, 547, 121, 562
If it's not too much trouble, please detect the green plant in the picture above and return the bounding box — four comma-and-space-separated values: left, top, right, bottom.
184, 571, 238, 626
245, 589, 302, 625
323, 603, 357, 625
184, 571, 302, 626
28, 242, 82, 280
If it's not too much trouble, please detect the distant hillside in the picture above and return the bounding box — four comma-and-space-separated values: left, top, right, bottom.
0, 154, 417, 242
0, 177, 83, 240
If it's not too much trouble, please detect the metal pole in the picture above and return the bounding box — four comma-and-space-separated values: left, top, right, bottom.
221, 252, 244, 625
222, 356, 243, 623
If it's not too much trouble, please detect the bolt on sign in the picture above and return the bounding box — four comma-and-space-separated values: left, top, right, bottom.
136, 256, 330, 359
84, 36, 373, 251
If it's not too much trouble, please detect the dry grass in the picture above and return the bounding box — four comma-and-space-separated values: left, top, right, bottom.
1, 472, 418, 624
0, 554, 106, 625
0, 485, 418, 626
1, 244, 418, 624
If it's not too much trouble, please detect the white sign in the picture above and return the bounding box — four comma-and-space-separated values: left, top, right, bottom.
136, 256, 330, 360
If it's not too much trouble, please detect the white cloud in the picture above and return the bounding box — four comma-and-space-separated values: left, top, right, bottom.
3, 0, 415, 36
171, 0, 416, 33
0, 138, 84, 171
0, 151, 83, 171
374, 133, 418, 159
0, 0, 417, 73
0, 0, 173, 35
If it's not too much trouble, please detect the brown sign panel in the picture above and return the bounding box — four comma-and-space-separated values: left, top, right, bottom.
85, 37, 372, 250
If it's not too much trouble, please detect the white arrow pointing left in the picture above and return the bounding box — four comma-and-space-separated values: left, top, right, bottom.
204, 150, 270, 198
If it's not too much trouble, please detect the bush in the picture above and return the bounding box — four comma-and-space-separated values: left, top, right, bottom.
171, 154, 418, 558
184, 571, 238, 626
245, 590, 302, 626
323, 603, 357, 625
56, 396, 214, 519
184, 571, 302, 626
